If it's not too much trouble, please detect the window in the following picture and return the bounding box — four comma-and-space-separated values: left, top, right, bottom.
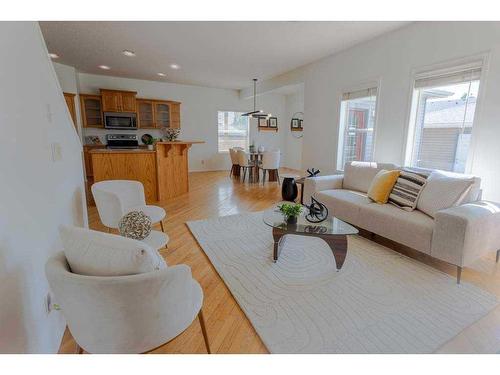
217, 111, 249, 153
406, 64, 481, 173
337, 87, 378, 170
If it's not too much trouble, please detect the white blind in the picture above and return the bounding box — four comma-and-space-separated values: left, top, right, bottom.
415, 63, 482, 89
342, 87, 377, 101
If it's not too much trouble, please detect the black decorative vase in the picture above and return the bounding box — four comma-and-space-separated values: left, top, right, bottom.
282, 177, 298, 202
286, 216, 298, 225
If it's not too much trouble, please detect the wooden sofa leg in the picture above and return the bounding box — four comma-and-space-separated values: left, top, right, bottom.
496, 250, 500, 263
198, 310, 211, 354
456, 266, 462, 284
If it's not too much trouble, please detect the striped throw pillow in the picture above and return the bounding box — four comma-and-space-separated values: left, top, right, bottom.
388, 169, 429, 211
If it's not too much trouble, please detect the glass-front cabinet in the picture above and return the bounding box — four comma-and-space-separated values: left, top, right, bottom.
80, 94, 104, 128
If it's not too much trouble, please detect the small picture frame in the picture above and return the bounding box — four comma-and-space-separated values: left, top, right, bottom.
299, 119, 303, 129
258, 117, 268, 128
290, 118, 300, 130
268, 117, 278, 128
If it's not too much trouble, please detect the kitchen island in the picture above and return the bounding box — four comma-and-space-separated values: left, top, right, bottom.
90, 141, 204, 202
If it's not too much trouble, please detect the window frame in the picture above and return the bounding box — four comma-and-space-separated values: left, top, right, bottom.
217, 110, 250, 154
403, 55, 489, 174
336, 80, 381, 171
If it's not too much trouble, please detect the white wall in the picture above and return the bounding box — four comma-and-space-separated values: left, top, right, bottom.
284, 88, 304, 170
295, 22, 500, 201
0, 22, 87, 353
68, 73, 287, 172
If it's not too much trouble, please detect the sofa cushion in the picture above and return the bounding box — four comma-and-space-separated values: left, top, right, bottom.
343, 161, 399, 193
388, 168, 429, 211
417, 170, 477, 218
357, 203, 434, 254
314, 189, 370, 225
59, 225, 167, 276
367, 169, 400, 204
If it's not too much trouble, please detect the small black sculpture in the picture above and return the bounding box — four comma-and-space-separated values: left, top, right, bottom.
305, 197, 329, 223
306, 168, 320, 177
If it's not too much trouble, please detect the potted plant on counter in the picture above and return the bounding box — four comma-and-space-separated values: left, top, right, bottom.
141, 134, 158, 150
278, 203, 303, 225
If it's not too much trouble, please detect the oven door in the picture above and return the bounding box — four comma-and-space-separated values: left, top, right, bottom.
104, 112, 137, 129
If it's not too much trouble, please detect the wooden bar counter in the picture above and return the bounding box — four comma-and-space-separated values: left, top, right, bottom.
90, 141, 204, 203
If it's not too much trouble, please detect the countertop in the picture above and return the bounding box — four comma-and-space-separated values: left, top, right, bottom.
89, 148, 156, 154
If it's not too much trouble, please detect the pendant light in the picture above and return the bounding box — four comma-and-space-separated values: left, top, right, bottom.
242, 78, 271, 118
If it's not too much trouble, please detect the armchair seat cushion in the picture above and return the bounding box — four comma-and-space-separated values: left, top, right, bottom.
315, 189, 370, 225
357, 203, 434, 254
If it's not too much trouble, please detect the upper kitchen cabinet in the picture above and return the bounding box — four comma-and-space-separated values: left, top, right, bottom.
137, 99, 155, 128
100, 89, 137, 112
63, 92, 77, 130
80, 94, 104, 128
154, 101, 170, 127
170, 102, 181, 129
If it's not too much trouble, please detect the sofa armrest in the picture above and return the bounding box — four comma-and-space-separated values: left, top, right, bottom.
431, 201, 500, 267
303, 174, 344, 204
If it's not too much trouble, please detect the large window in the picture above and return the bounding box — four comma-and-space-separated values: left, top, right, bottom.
217, 111, 249, 152
406, 64, 481, 173
337, 87, 378, 170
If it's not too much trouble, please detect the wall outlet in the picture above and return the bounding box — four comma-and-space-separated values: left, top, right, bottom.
51, 143, 62, 162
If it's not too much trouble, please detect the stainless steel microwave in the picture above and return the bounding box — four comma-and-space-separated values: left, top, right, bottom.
104, 112, 137, 130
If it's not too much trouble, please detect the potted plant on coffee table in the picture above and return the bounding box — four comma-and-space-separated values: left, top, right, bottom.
278, 203, 303, 225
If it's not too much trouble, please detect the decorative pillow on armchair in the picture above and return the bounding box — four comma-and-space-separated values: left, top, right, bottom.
59, 225, 167, 276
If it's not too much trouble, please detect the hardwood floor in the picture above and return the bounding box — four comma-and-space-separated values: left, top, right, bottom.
59, 170, 500, 354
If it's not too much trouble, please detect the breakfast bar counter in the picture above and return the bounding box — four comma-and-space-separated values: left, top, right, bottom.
90, 141, 204, 203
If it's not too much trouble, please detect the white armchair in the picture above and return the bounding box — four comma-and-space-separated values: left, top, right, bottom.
91, 180, 168, 250
45, 252, 210, 354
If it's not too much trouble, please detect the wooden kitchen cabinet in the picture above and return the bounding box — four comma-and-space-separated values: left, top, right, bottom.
137, 99, 155, 128
100, 89, 137, 112
154, 101, 170, 127
80, 94, 104, 128
83, 144, 103, 178
63, 92, 77, 130
170, 102, 181, 129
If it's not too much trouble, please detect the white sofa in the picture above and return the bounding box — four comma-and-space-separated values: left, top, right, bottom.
304, 162, 500, 283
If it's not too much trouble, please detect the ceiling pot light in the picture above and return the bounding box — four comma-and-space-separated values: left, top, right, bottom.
99, 65, 111, 70
122, 50, 136, 57
157, 73, 166, 77
49, 53, 59, 59
169, 64, 180, 70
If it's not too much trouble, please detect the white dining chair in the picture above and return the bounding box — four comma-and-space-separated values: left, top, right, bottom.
45, 251, 210, 354
91, 180, 168, 249
229, 148, 240, 178
237, 149, 256, 182
259, 150, 281, 184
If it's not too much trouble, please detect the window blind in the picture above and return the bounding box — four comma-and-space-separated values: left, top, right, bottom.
342, 87, 377, 101
414, 64, 482, 89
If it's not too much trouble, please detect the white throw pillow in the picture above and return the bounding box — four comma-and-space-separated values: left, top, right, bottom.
416, 171, 475, 218
343, 161, 399, 193
59, 225, 167, 276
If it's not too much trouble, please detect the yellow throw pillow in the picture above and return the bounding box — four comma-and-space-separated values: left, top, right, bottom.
367, 169, 401, 204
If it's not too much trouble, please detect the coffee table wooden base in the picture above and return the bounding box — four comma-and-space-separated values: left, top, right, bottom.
272, 227, 348, 270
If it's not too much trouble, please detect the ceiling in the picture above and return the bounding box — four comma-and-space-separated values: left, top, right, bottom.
40, 21, 410, 90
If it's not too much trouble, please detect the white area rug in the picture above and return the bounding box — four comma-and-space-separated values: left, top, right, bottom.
187, 212, 498, 353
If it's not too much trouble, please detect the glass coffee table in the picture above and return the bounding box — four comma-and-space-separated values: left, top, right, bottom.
263, 204, 358, 270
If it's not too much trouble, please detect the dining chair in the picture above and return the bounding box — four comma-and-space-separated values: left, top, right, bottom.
236, 149, 256, 183
91, 180, 168, 249
46, 251, 210, 354
259, 150, 281, 184
228, 148, 240, 178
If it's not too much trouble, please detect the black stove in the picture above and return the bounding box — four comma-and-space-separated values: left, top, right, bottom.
106, 134, 139, 149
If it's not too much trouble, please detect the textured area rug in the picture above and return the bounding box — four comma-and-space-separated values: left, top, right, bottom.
187, 212, 498, 353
